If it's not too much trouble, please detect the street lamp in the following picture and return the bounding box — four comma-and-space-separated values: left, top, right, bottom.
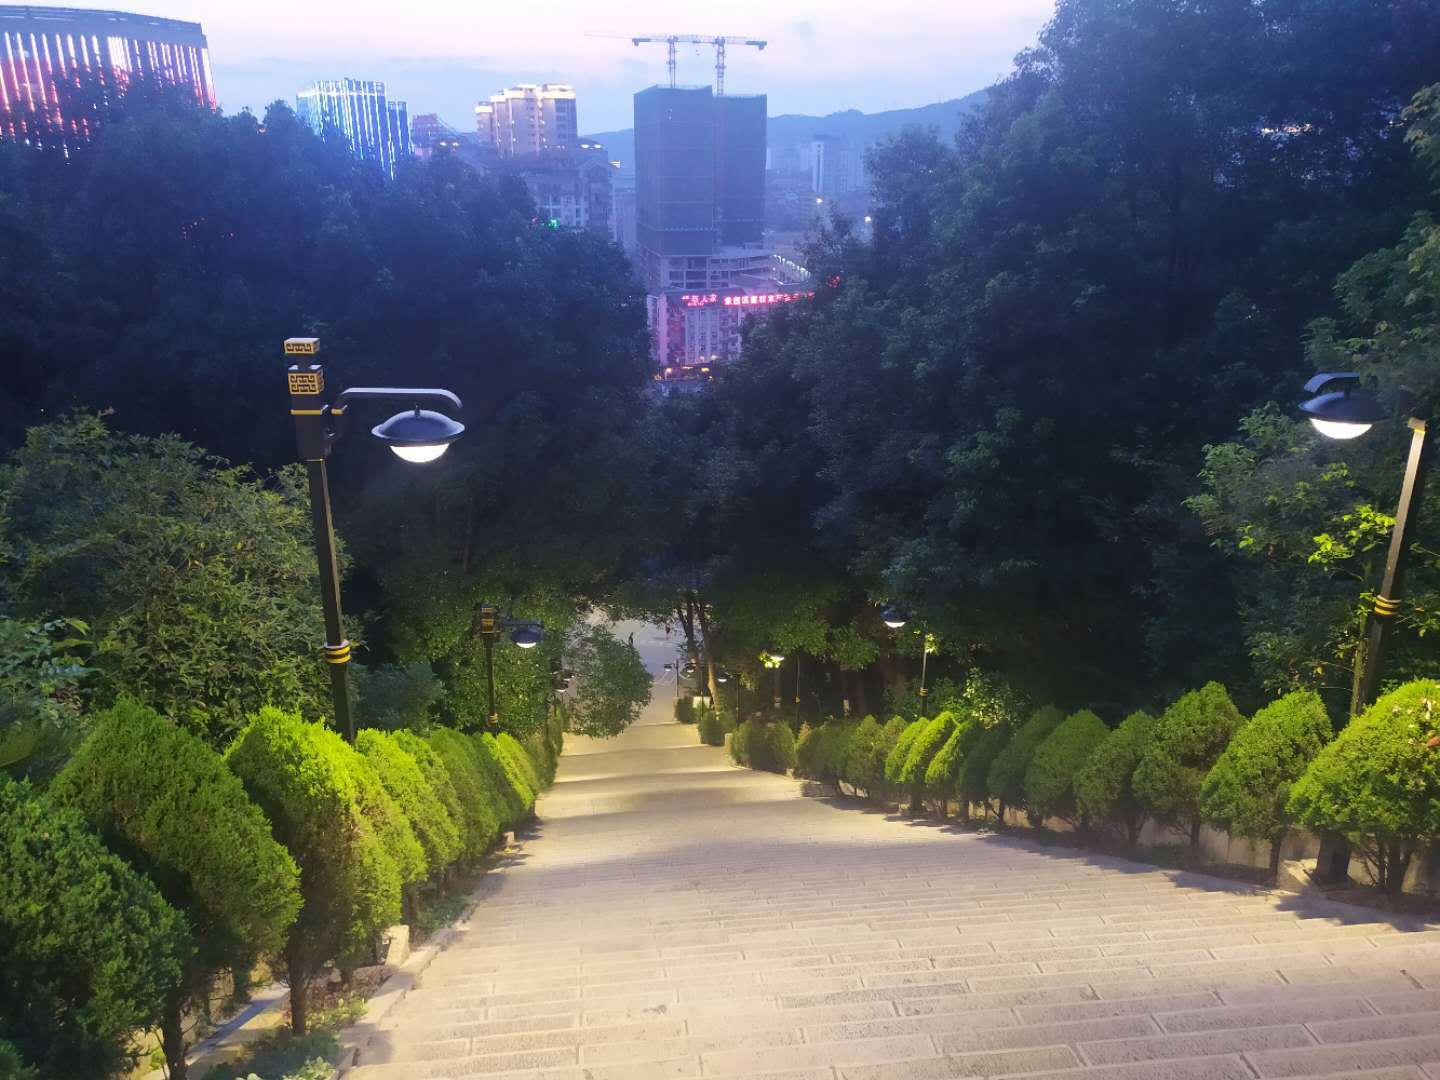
285, 337, 464, 743
1300, 372, 1430, 712
881, 604, 908, 630
474, 603, 545, 728
917, 632, 936, 718
762, 649, 786, 711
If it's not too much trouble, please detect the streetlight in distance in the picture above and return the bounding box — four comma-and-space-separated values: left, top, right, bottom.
474, 604, 545, 728
881, 604, 908, 630
1300, 371, 1430, 712
762, 649, 786, 712
285, 337, 465, 743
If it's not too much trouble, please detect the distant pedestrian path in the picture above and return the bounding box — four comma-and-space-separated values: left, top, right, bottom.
344, 666, 1440, 1078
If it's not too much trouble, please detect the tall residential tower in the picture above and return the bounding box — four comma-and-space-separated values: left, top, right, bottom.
296, 78, 410, 176
476, 83, 577, 157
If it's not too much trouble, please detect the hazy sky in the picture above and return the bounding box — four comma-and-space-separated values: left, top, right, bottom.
69, 0, 1055, 132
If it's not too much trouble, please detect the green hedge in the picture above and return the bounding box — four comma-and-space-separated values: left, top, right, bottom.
959, 722, 1013, 815
357, 729, 464, 879
900, 713, 957, 809
988, 706, 1065, 819
0, 778, 190, 1079
730, 719, 797, 773
1024, 709, 1110, 826
924, 718, 982, 814
427, 728, 503, 855
1134, 682, 1243, 849
883, 718, 928, 790
795, 721, 854, 787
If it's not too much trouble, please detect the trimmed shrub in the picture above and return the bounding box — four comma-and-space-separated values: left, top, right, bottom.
796, 722, 854, 788
227, 708, 403, 1034
346, 740, 427, 895
697, 700, 731, 745
357, 729, 464, 879
0, 778, 189, 1079
884, 718, 929, 790
675, 697, 696, 724
1201, 690, 1332, 875
498, 732, 542, 794
1074, 710, 1156, 846
924, 718, 984, 817
1134, 682, 1243, 849
839, 715, 887, 797
427, 728, 502, 855
730, 719, 797, 773
52, 699, 301, 1080
959, 722, 1014, 816
1023, 710, 1110, 827
987, 705, 1065, 821
482, 732, 538, 821
524, 729, 557, 786
900, 712, 958, 812
466, 732, 527, 828
1288, 680, 1440, 894
391, 730, 465, 843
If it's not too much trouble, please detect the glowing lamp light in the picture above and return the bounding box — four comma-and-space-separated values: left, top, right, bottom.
510, 625, 544, 649
372, 407, 465, 464
880, 605, 908, 630
1298, 372, 1387, 442
716, 671, 730, 684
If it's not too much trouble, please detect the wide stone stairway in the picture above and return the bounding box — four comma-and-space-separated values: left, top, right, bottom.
345, 630, 1440, 1079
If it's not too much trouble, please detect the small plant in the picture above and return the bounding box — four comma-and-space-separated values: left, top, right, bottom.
1074, 710, 1155, 846
1024, 709, 1110, 827
1202, 689, 1332, 875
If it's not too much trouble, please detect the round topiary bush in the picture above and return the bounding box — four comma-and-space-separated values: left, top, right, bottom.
840, 715, 888, 797
1023, 709, 1110, 827
797, 721, 854, 787
427, 728, 502, 854
959, 722, 1015, 818
900, 712, 958, 813
923, 718, 984, 819
884, 719, 929, 791
1288, 680, 1440, 894
357, 729, 464, 880
987, 705, 1065, 822
1202, 689, 1332, 874
1134, 682, 1243, 849
1074, 710, 1155, 846
391, 730, 466, 845
0, 778, 190, 1079
730, 719, 797, 773
697, 701, 731, 746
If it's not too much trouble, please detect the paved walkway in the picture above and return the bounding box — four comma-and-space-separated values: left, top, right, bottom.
349, 627, 1440, 1080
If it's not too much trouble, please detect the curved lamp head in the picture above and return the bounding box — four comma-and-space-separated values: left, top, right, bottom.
372, 407, 465, 463
1299, 372, 1388, 441
764, 650, 786, 666
880, 605, 908, 630
681, 662, 698, 677
510, 625, 544, 649
716, 670, 730, 684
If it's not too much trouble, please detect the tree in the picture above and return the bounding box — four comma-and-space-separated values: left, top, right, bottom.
1074, 710, 1156, 846
900, 712, 958, 814
884, 718, 929, 793
1201, 689, 1332, 875
1024, 709, 1110, 827
226, 708, 402, 1034
0, 416, 329, 745
354, 663, 444, 732
987, 706, 1065, 822
840, 715, 889, 798
924, 718, 984, 821
565, 624, 653, 738
1134, 682, 1244, 849
0, 778, 189, 1079
51, 699, 301, 1079
960, 723, 1015, 819
1288, 680, 1440, 894
0, 616, 91, 781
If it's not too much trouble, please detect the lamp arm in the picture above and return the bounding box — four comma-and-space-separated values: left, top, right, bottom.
335, 386, 464, 412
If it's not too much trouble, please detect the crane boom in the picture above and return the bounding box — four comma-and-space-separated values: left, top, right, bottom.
607, 33, 767, 94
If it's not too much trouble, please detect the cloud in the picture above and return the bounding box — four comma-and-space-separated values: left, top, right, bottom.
789, 19, 817, 42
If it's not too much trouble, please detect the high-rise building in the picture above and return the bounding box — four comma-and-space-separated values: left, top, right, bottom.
491, 144, 614, 236
0, 4, 215, 147
634, 84, 804, 380
811, 134, 862, 197
296, 79, 409, 176
477, 83, 577, 157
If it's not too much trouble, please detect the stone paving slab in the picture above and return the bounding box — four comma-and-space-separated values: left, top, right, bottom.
338, 627, 1440, 1079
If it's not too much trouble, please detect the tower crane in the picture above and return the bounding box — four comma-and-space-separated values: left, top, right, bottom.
589, 33, 767, 95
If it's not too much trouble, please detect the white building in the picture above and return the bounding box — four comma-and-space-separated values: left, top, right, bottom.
476, 83, 577, 157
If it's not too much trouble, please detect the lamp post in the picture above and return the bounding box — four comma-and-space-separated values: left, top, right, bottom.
1300, 372, 1429, 714
474, 603, 544, 728
286, 337, 465, 743
762, 650, 786, 714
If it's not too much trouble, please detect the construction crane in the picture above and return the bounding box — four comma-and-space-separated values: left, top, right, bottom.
589, 33, 767, 95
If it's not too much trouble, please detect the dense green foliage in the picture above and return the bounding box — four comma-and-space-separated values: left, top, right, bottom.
1134, 683, 1244, 846
1074, 711, 1156, 845
959, 722, 1015, 814
391, 731, 466, 845
883, 719, 928, 788
900, 712, 958, 807
923, 718, 982, 809
1201, 690, 1332, 869
697, 700, 732, 746
0, 416, 328, 744
354, 663, 444, 733
0, 779, 189, 1078
565, 625, 653, 738
51, 699, 301, 1077
675, 698, 697, 724
839, 715, 890, 797
1289, 681, 1440, 893
226, 708, 402, 1034
795, 721, 855, 788
357, 729, 464, 879
730, 720, 797, 773
1023, 710, 1110, 826
987, 706, 1065, 817
0, 616, 91, 781
0, 1040, 34, 1080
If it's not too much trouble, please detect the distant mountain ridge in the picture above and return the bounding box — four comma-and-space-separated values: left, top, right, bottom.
585, 88, 989, 175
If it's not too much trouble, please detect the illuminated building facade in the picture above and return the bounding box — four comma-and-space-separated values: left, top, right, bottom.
296, 78, 409, 176
0, 4, 215, 147
477, 83, 577, 157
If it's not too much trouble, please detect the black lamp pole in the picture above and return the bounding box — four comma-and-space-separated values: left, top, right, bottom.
285, 336, 465, 743
474, 602, 544, 728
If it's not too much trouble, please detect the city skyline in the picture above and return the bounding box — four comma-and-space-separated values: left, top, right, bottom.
33, 0, 1053, 132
